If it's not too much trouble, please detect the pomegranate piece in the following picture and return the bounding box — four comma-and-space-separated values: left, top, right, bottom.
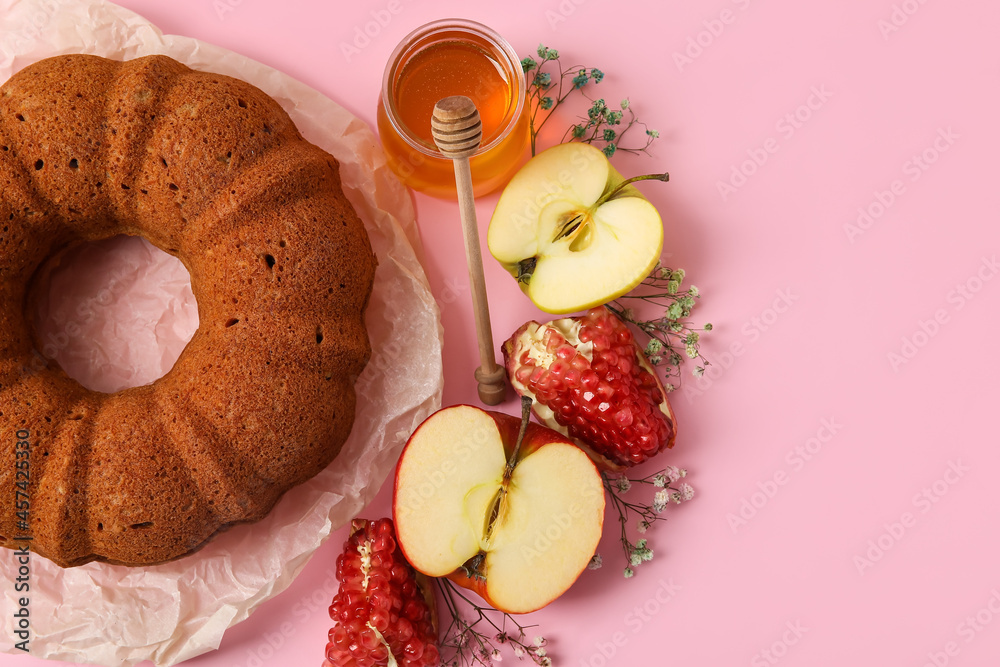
503, 306, 677, 470
325, 518, 439, 667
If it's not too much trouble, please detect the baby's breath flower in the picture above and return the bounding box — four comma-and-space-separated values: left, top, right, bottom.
572, 72, 589, 88
513, 645, 525, 658
615, 476, 631, 493
591, 67, 605, 83
704, 323, 713, 331
629, 552, 642, 566
652, 473, 667, 487
648, 355, 662, 365
621, 98, 630, 109
603, 128, 617, 142
521, 56, 537, 72
539, 96, 554, 110
689, 285, 700, 297
693, 366, 705, 377
534, 637, 547, 647
653, 489, 669, 513
539, 658, 552, 667
588, 553, 603, 570
603, 144, 617, 158
571, 124, 586, 139
492, 649, 503, 661
623, 567, 634, 578
664, 466, 681, 482
534, 72, 552, 87
685, 344, 698, 359
645, 339, 663, 356
679, 482, 695, 501
646, 128, 660, 138
637, 520, 649, 533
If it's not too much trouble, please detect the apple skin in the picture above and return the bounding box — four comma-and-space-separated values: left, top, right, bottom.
392, 405, 605, 614
487, 142, 665, 314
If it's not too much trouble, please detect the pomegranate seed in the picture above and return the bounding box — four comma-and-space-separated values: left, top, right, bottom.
503, 306, 677, 469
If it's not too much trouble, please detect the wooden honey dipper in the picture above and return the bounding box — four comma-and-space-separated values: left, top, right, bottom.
431, 95, 506, 405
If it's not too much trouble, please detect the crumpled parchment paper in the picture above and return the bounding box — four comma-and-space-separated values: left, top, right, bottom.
0, 0, 444, 664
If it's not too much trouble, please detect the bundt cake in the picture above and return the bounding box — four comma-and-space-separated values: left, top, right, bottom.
0, 54, 377, 567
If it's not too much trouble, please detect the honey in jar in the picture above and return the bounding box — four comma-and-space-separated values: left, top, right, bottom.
378, 20, 528, 199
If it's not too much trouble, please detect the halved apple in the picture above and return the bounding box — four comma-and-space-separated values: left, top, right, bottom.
488, 142, 667, 314
393, 404, 605, 614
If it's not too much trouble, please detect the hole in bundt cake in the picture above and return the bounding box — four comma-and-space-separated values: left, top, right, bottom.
316, 326, 324, 344
279, 239, 287, 248
16, 113, 25, 121
263, 124, 271, 134
225, 318, 240, 328
130, 522, 154, 530
28, 235, 199, 394
97, 523, 103, 531
34, 159, 43, 170
68, 158, 78, 169
121, 183, 130, 190
264, 254, 276, 269
160, 157, 168, 168
168, 183, 179, 191
238, 99, 247, 108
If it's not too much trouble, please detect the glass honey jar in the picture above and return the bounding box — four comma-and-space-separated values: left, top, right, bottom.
377, 19, 528, 199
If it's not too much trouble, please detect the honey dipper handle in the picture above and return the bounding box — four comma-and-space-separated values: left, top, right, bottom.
432, 96, 507, 405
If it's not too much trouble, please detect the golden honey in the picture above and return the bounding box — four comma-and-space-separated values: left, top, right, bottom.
378, 20, 528, 199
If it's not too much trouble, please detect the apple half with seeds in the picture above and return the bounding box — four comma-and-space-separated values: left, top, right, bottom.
488, 142, 667, 314
393, 402, 604, 614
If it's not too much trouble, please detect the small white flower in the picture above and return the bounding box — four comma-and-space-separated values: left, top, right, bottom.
615, 476, 631, 493
534, 636, 547, 647
664, 466, 681, 483
492, 649, 503, 662
630, 552, 642, 566
652, 473, 667, 488
539, 658, 552, 667
623, 567, 635, 578
587, 554, 603, 570
653, 489, 669, 513
679, 482, 695, 501
536, 647, 547, 657
513, 645, 525, 658
637, 520, 649, 534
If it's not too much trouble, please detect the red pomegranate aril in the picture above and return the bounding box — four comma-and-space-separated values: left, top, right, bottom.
503, 306, 678, 469
324, 518, 438, 666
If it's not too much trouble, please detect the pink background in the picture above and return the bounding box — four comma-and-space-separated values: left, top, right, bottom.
6, 0, 1000, 665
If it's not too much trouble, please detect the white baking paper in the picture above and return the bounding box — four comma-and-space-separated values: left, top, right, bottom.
0, 0, 444, 664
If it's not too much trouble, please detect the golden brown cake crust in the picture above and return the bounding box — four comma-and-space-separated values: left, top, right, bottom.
0, 54, 377, 567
